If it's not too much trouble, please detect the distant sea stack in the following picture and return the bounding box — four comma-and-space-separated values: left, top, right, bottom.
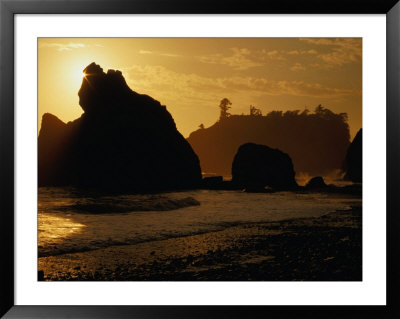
38, 62, 202, 192
305, 176, 328, 189
344, 128, 362, 183
187, 107, 351, 177
232, 143, 297, 190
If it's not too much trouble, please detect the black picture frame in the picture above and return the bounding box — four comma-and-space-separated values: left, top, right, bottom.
1, 0, 399, 318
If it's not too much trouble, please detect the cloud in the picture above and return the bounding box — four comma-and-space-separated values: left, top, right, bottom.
118, 64, 360, 106
197, 47, 323, 69
138, 50, 181, 57
290, 63, 306, 71
198, 47, 264, 70
307, 49, 318, 55
267, 50, 278, 57
220, 77, 359, 98
276, 49, 318, 56
259, 49, 286, 61
300, 38, 362, 67
300, 38, 339, 46
39, 42, 86, 51
160, 53, 181, 57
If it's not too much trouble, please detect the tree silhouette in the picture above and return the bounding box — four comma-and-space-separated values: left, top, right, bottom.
300, 108, 310, 116
250, 105, 262, 116
219, 98, 232, 120
187, 104, 351, 176
199, 123, 205, 129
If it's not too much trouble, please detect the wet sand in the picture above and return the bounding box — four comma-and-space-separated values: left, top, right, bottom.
38, 206, 361, 281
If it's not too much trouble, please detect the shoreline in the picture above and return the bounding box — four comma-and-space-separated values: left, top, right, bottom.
38, 182, 362, 196
38, 205, 361, 281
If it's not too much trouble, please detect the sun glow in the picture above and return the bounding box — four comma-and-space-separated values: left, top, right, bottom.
38, 38, 362, 139
69, 65, 87, 88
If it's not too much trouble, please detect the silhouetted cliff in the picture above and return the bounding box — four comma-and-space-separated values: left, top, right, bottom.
187, 106, 350, 177
38, 62, 201, 192
232, 143, 297, 190
344, 128, 362, 183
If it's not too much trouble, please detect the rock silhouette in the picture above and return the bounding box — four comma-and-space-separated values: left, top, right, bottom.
187, 106, 350, 177
38, 62, 202, 192
232, 143, 297, 190
344, 128, 362, 183
305, 176, 328, 189
201, 176, 223, 189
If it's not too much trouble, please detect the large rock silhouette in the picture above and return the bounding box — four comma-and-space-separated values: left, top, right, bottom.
232, 143, 297, 190
344, 128, 362, 183
38, 62, 201, 192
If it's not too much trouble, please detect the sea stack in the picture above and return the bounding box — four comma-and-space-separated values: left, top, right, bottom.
38, 62, 202, 192
232, 143, 298, 190
344, 128, 362, 183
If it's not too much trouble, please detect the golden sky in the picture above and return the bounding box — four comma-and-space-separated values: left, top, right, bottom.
38, 38, 361, 138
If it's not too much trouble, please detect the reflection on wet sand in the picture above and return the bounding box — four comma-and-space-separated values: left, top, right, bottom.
38, 213, 86, 242
38, 206, 361, 281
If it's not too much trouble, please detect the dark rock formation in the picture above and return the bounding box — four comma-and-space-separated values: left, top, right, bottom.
305, 176, 328, 189
187, 106, 351, 177
38, 270, 44, 281
232, 143, 297, 190
201, 176, 223, 189
344, 129, 362, 183
38, 62, 202, 192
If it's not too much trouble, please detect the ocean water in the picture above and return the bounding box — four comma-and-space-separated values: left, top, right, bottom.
38, 187, 360, 258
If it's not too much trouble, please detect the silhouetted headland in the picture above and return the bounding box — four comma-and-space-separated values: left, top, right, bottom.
38, 62, 201, 192
187, 105, 351, 177
344, 128, 362, 183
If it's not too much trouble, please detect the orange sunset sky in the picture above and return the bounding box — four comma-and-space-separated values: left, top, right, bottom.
38, 38, 362, 138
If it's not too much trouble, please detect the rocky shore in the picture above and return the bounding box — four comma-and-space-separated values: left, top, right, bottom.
38, 205, 361, 281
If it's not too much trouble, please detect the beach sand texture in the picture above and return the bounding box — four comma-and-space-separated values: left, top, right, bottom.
39, 206, 361, 281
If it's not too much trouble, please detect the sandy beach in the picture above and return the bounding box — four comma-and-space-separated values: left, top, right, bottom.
38, 205, 361, 281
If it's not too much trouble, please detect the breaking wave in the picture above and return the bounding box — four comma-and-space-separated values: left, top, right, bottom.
47, 195, 200, 214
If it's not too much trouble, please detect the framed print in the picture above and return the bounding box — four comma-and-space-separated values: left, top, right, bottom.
1, 0, 400, 318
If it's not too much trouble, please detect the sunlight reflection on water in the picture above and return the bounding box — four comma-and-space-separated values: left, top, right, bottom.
39, 213, 86, 241
38, 188, 360, 257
